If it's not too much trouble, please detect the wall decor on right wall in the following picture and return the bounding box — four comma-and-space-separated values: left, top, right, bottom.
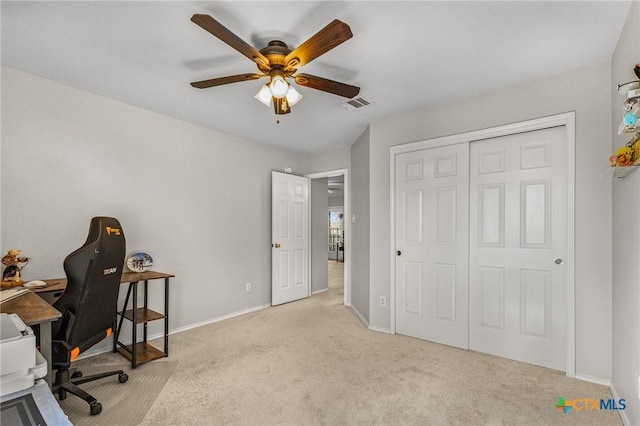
616, 77, 640, 135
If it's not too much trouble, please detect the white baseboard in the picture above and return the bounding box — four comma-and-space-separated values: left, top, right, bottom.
369, 325, 393, 334
170, 303, 271, 335
574, 374, 611, 387
347, 304, 369, 328
311, 288, 328, 295
610, 383, 631, 426
77, 303, 272, 361
346, 304, 393, 334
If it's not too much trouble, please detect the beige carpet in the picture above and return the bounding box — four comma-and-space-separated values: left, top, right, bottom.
77, 261, 621, 425
57, 356, 177, 426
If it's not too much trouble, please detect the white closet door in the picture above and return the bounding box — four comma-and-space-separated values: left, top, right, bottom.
469, 126, 567, 370
395, 143, 469, 349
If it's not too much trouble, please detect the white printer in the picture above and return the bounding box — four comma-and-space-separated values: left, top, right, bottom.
0, 313, 47, 396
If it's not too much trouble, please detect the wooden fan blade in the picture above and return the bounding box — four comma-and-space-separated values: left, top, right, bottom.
190, 73, 263, 89
294, 73, 360, 98
284, 20, 352, 70
191, 14, 270, 68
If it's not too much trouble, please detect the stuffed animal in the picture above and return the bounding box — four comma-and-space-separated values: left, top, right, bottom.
610, 146, 634, 167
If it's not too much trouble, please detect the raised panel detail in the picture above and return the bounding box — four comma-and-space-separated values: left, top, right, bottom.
478, 266, 504, 331
278, 252, 289, 289
279, 201, 289, 238
436, 263, 456, 322
434, 155, 456, 178
521, 143, 551, 169
520, 269, 550, 338
478, 184, 504, 247
403, 261, 423, 316
278, 181, 289, 195
478, 149, 505, 174
294, 183, 304, 196
294, 202, 304, 239
294, 250, 304, 287
403, 190, 423, 243
405, 160, 424, 181
436, 187, 456, 244
521, 180, 550, 248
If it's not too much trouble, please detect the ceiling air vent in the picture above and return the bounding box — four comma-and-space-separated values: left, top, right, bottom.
340, 97, 374, 111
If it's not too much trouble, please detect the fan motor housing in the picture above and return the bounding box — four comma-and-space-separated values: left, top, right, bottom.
258, 40, 296, 74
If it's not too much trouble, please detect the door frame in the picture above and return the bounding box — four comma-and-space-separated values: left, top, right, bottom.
389, 112, 576, 377
306, 168, 350, 306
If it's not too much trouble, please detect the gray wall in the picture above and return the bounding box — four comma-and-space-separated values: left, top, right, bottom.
360, 64, 613, 381
328, 197, 343, 208
303, 148, 350, 174
350, 127, 371, 323
311, 178, 328, 294
611, 1, 639, 423
1, 67, 305, 351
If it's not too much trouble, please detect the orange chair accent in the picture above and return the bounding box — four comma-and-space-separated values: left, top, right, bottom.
70, 347, 80, 361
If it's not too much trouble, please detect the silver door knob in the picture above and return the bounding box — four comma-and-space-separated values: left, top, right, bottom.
554, 258, 564, 265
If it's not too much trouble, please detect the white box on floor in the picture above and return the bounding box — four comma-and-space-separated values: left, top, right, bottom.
0, 313, 47, 396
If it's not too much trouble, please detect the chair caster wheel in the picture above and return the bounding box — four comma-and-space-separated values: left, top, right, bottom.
118, 373, 128, 383
58, 388, 67, 400
71, 371, 83, 378
90, 402, 102, 416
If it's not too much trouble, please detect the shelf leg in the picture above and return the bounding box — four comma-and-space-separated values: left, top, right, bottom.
164, 277, 169, 357
115, 282, 134, 346
143, 280, 149, 344
132, 280, 138, 368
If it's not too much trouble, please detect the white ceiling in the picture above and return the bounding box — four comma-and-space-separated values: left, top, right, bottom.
1, 1, 632, 154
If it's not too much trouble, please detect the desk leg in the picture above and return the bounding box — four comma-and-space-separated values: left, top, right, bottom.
40, 322, 53, 388
132, 281, 137, 369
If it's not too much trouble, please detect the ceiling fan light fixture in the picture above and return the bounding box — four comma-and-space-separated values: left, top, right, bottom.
269, 69, 289, 98
190, 14, 360, 116
286, 86, 303, 107
255, 84, 272, 107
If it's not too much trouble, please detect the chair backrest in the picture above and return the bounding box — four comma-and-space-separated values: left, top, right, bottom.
52, 217, 126, 350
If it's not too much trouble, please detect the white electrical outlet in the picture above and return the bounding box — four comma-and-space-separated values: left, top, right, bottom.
245, 283, 251, 292
379, 296, 386, 307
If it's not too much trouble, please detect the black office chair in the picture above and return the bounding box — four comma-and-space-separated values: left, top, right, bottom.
52, 217, 129, 415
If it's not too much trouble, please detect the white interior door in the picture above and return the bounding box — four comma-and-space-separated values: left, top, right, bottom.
395, 143, 469, 349
272, 171, 310, 306
469, 126, 567, 370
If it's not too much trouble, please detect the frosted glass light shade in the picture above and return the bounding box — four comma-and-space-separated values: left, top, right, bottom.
286, 86, 303, 107
269, 75, 289, 98
254, 85, 272, 107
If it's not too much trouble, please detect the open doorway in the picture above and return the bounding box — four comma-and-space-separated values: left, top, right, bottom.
328, 176, 345, 299
306, 169, 350, 306
328, 176, 344, 261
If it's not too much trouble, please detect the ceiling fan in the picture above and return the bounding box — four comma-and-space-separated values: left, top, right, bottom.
190, 14, 360, 115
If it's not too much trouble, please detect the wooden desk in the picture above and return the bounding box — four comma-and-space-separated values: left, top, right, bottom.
0, 291, 62, 387
35, 278, 67, 306
34, 271, 174, 369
